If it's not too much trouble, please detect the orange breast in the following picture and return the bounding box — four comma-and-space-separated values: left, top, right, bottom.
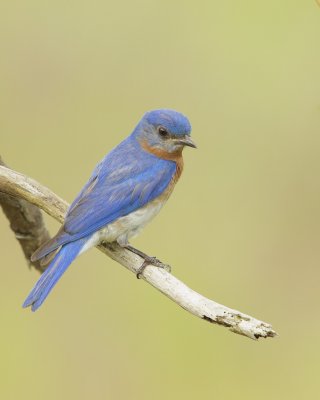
156, 153, 184, 203
140, 139, 184, 198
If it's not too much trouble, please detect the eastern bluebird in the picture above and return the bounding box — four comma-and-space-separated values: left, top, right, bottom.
23, 109, 196, 311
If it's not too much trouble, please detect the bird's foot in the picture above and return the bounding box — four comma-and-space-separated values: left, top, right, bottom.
124, 245, 171, 278
136, 256, 171, 279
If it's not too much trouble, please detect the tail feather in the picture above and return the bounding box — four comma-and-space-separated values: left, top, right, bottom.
31, 232, 67, 262
39, 247, 62, 268
23, 239, 85, 311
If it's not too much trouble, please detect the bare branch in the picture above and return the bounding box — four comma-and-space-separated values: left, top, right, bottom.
0, 158, 50, 272
0, 164, 277, 340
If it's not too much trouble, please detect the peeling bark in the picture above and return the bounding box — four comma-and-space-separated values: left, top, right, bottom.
0, 157, 50, 272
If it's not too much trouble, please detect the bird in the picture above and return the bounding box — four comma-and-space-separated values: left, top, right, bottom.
23, 109, 196, 311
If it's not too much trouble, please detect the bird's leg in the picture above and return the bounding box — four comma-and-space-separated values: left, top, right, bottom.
124, 245, 171, 278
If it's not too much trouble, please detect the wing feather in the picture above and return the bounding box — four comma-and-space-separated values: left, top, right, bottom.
64, 161, 175, 236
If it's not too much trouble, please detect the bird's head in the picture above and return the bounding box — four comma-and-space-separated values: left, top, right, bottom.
134, 109, 196, 159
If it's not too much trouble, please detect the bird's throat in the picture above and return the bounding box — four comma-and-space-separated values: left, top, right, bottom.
140, 139, 183, 162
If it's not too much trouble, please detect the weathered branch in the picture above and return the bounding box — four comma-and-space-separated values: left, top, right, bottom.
0, 157, 50, 272
0, 164, 277, 340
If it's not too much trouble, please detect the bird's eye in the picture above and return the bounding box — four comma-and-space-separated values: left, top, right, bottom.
158, 126, 169, 137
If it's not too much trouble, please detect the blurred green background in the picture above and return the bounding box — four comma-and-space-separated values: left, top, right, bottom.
1, 1, 320, 399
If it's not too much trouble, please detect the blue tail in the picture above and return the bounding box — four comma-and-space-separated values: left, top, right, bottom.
23, 239, 86, 311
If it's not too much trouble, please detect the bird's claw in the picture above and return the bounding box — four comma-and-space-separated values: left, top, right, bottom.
136, 256, 171, 279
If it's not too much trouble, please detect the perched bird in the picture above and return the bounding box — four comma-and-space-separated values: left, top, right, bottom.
23, 109, 196, 311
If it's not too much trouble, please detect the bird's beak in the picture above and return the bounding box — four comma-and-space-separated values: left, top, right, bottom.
176, 136, 197, 148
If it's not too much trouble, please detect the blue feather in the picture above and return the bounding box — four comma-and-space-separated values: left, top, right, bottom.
144, 109, 191, 136
23, 239, 86, 311
64, 156, 176, 236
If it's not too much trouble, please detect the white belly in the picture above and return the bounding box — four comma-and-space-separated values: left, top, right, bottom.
79, 197, 165, 254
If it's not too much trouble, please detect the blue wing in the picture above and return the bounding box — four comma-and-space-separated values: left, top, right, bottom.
64, 158, 175, 236
32, 137, 176, 260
